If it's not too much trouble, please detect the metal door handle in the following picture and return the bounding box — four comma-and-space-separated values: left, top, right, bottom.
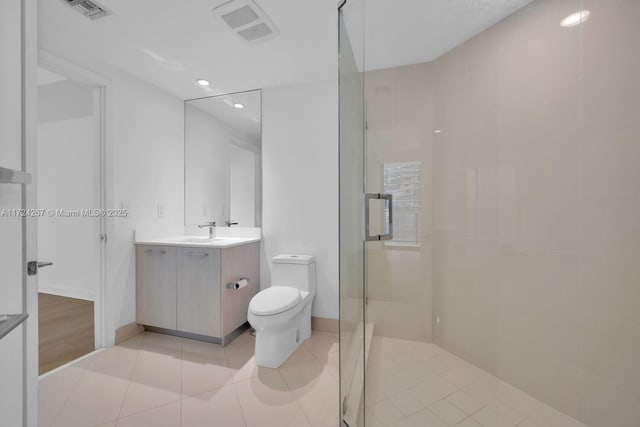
364, 193, 393, 242
26, 261, 53, 276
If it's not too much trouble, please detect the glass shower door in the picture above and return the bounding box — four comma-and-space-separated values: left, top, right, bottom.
338, 1, 366, 425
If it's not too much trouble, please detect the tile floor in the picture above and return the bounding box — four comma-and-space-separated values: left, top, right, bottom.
39, 331, 590, 427
38, 329, 339, 427
364, 336, 589, 427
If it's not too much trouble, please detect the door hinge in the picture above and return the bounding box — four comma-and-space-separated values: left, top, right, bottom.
100, 233, 107, 242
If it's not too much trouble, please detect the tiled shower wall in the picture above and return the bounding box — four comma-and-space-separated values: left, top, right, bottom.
431, 0, 640, 425
364, 0, 640, 425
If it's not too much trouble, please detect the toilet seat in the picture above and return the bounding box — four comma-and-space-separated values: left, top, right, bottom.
249, 286, 301, 316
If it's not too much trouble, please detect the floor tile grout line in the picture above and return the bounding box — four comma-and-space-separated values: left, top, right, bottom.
229, 377, 250, 427
116, 399, 182, 425
45, 366, 88, 427
113, 344, 141, 422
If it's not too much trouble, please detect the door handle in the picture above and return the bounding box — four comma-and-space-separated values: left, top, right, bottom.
364, 193, 393, 242
26, 261, 53, 276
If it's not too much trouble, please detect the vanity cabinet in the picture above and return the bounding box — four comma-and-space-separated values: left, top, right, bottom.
136, 241, 259, 344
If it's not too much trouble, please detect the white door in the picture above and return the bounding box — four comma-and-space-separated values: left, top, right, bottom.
0, 0, 38, 426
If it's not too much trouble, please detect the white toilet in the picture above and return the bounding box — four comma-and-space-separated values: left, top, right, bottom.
248, 254, 316, 368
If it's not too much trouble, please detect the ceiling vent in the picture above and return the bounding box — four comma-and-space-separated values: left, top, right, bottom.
61, 0, 110, 20
212, 0, 280, 44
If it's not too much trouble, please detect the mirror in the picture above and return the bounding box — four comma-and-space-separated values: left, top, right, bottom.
184, 89, 261, 227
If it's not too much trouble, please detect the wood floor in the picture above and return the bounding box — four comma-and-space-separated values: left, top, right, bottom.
38, 293, 94, 375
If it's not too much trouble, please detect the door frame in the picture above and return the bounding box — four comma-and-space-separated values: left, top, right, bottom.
37, 50, 112, 351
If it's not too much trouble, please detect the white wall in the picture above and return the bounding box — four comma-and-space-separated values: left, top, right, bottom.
108, 70, 184, 343
262, 80, 339, 319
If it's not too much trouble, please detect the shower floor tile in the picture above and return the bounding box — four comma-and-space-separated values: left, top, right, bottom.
365, 336, 588, 427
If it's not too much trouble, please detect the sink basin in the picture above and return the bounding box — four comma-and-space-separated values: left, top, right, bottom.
171, 236, 223, 243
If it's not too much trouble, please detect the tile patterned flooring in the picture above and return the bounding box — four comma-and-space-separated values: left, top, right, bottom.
38, 330, 339, 427
39, 331, 589, 427
365, 337, 588, 427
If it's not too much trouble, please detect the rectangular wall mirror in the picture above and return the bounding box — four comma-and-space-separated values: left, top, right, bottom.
184, 89, 262, 227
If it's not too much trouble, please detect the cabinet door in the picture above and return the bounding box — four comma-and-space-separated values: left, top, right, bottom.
136, 245, 176, 329
177, 247, 221, 337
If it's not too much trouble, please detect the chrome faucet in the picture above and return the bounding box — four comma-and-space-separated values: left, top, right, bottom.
198, 221, 216, 239
224, 220, 239, 227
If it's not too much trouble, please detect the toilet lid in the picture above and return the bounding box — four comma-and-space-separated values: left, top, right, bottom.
250, 286, 301, 316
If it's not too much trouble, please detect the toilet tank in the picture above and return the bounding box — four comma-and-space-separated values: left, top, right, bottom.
271, 254, 316, 294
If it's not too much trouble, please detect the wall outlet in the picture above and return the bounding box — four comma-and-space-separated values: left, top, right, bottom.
157, 203, 165, 218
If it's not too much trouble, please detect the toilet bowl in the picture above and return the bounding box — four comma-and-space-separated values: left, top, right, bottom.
248, 254, 316, 368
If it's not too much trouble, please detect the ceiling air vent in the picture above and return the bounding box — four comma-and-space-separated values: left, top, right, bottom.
212, 0, 280, 44
61, 0, 110, 20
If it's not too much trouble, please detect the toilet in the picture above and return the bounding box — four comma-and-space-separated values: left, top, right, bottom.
248, 254, 316, 368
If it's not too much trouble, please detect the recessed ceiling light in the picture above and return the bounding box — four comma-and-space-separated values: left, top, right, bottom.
561, 10, 590, 28
434, 129, 442, 134
233, 103, 244, 109
196, 79, 210, 87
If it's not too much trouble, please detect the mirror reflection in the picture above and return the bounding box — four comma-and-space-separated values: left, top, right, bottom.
184, 90, 261, 227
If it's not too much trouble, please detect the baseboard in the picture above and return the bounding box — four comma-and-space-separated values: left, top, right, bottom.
117, 318, 334, 345
312, 316, 338, 334
114, 322, 144, 345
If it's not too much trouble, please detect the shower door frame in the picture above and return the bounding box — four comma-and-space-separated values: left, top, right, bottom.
338, 0, 368, 425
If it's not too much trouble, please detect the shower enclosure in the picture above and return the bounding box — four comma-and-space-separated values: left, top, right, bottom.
339, 0, 640, 426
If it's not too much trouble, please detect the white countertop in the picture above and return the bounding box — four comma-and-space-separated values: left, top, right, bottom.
135, 236, 260, 249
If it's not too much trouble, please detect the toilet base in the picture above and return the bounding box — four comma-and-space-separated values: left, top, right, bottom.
252, 303, 312, 368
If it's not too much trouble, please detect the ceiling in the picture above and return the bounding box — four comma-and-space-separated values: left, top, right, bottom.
355, 0, 535, 70
39, 0, 338, 100
39, 0, 534, 100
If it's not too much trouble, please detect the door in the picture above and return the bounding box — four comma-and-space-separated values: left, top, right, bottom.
338, 1, 366, 425
0, 0, 38, 426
